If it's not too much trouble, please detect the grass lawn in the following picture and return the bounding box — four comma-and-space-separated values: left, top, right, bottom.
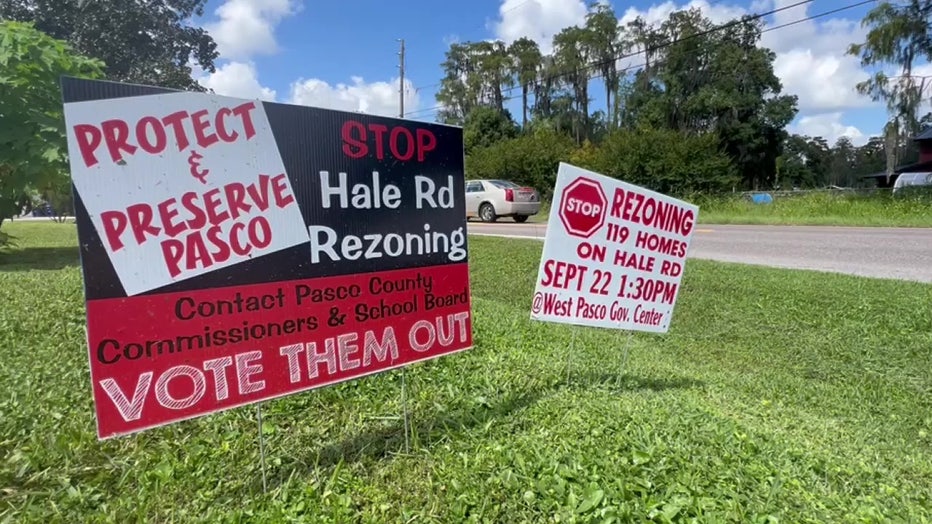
693, 191, 932, 228
525, 191, 932, 228
1, 221, 931, 522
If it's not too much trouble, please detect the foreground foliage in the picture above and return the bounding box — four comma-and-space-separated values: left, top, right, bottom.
0, 21, 104, 229
0, 223, 930, 522
0, 0, 218, 90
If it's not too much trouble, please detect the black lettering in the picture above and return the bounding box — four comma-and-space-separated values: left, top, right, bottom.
295, 283, 362, 304
97, 339, 121, 364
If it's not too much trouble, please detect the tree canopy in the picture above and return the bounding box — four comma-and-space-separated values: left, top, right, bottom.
847, 0, 932, 175
0, 0, 218, 90
0, 20, 104, 226
437, 3, 929, 195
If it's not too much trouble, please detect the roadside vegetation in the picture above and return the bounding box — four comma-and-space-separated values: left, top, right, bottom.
693, 190, 932, 227
1, 222, 930, 522
522, 190, 932, 228
4, 2, 932, 243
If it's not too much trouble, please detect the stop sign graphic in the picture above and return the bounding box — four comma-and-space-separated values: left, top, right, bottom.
559, 176, 607, 238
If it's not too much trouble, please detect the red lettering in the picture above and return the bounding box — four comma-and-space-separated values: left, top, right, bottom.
231, 102, 257, 140
186, 233, 212, 272
248, 216, 272, 249
610, 188, 625, 218
416, 128, 436, 162
160, 239, 185, 278
271, 174, 295, 208
126, 203, 160, 244
191, 109, 219, 149
136, 116, 167, 154
181, 192, 207, 229
369, 124, 388, 160
101, 119, 137, 163
202, 189, 229, 226
157, 198, 184, 237
161, 111, 190, 151
99, 174, 286, 262
341, 121, 438, 162
73, 104, 258, 168
206, 226, 231, 263
215, 107, 238, 142
341, 120, 367, 158
390, 126, 414, 161
230, 222, 250, 256
247, 175, 271, 211
161, 216, 272, 277
623, 193, 635, 221
73, 124, 103, 167
224, 183, 251, 219
100, 210, 128, 251
539, 259, 587, 291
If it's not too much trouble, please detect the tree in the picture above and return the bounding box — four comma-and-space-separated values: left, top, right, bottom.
507, 37, 542, 129
584, 3, 623, 129
0, 21, 105, 228
436, 43, 481, 124
586, 127, 739, 195
777, 135, 826, 188
830, 137, 856, 186
552, 26, 592, 143
474, 40, 514, 113
848, 1, 932, 174
463, 106, 519, 154
436, 41, 515, 125
465, 127, 576, 197
622, 11, 798, 189
1, 0, 218, 91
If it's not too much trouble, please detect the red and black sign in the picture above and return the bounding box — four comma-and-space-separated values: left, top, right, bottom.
61, 77, 472, 439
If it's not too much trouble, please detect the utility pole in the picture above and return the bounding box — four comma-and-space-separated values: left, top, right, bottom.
398, 38, 405, 118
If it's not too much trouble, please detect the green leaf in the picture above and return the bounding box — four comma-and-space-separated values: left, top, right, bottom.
576, 488, 604, 514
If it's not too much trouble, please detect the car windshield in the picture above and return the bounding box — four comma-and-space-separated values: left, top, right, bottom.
489, 180, 521, 189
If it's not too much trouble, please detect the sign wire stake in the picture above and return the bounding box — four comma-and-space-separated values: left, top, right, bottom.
256, 403, 268, 494
617, 331, 635, 388
401, 368, 411, 453
566, 328, 577, 384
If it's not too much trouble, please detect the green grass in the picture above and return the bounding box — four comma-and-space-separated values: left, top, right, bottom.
1, 222, 931, 522
693, 191, 932, 228
525, 191, 932, 228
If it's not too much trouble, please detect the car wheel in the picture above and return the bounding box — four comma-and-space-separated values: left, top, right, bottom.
479, 203, 497, 222
513, 215, 529, 223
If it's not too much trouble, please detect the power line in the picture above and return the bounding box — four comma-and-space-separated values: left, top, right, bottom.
405, 0, 874, 119
500, 0, 536, 16
405, 0, 816, 117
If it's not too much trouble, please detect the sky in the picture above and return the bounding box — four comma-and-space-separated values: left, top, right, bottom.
189, 0, 932, 147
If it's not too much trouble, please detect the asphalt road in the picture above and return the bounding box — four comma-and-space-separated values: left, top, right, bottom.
468, 221, 932, 283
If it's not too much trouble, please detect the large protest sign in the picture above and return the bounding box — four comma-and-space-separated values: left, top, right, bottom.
531, 163, 698, 333
61, 77, 472, 440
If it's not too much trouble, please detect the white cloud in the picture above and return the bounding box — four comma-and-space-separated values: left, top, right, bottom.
790, 112, 866, 146
761, 0, 872, 111
196, 0, 420, 119
491, 0, 589, 54
618, 0, 745, 27
772, 50, 870, 112
204, 0, 299, 60
615, 0, 747, 70
610, 0, 876, 114
197, 61, 277, 101
288, 77, 421, 117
